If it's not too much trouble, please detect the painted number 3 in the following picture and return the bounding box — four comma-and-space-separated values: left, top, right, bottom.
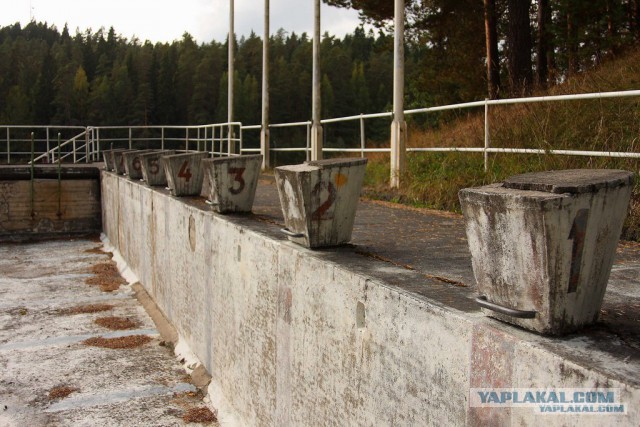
228, 167, 246, 195
178, 161, 192, 182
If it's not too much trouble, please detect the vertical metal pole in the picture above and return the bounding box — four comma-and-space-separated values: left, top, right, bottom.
46, 127, 50, 163
228, 0, 236, 154
360, 114, 366, 158
7, 128, 10, 164
73, 139, 77, 163
57, 133, 62, 217
161, 127, 165, 151
260, 0, 271, 169
128, 128, 132, 149
484, 98, 490, 174
306, 122, 311, 162
390, 0, 406, 188
85, 129, 89, 163
186, 128, 190, 152
310, 0, 323, 161
30, 133, 35, 218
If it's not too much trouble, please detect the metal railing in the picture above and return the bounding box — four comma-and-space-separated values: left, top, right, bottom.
240, 89, 640, 171
89, 123, 243, 162
1, 126, 88, 164
3, 89, 639, 171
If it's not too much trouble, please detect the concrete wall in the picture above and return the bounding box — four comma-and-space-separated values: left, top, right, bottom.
102, 172, 639, 426
0, 168, 101, 240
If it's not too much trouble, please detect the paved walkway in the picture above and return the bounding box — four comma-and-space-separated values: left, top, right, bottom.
0, 238, 218, 426
252, 176, 640, 354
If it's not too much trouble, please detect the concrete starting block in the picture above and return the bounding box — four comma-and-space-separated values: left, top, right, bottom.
102, 149, 128, 171
459, 169, 634, 335
275, 158, 367, 248
163, 152, 209, 196
123, 150, 154, 180
112, 150, 136, 175
201, 154, 263, 214
139, 151, 176, 186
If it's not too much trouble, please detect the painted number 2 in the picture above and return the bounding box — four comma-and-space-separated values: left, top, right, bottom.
311, 181, 337, 220
228, 167, 246, 195
178, 161, 192, 182
568, 209, 589, 293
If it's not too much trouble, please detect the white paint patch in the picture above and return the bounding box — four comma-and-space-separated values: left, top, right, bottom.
0, 329, 158, 351
101, 233, 140, 285
174, 337, 203, 373
45, 382, 196, 412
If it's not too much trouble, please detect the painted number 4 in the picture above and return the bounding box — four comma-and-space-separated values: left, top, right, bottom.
178, 161, 192, 182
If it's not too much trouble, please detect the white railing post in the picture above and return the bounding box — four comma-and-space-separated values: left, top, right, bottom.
306, 122, 311, 162
73, 139, 77, 163
161, 127, 165, 151
484, 98, 490, 173
360, 114, 366, 158
390, 0, 406, 188
7, 128, 10, 164
46, 128, 51, 163
310, 0, 323, 161
85, 129, 90, 163
128, 127, 132, 149
186, 128, 190, 152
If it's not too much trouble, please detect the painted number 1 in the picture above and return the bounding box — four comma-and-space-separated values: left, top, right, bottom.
568, 209, 589, 293
178, 161, 192, 182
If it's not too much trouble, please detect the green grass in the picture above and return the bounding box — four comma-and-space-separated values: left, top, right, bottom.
363, 46, 640, 241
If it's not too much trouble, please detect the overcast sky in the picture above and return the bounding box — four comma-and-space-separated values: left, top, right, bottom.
2, 0, 365, 43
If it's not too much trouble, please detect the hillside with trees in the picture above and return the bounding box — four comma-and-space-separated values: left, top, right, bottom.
2, 1, 639, 129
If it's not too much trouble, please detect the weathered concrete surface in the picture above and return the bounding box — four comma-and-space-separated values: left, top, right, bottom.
201, 154, 262, 214
460, 169, 634, 335
0, 166, 102, 241
102, 171, 640, 426
139, 150, 175, 186
0, 238, 218, 426
163, 153, 209, 196
112, 150, 135, 175
275, 158, 367, 248
123, 150, 154, 181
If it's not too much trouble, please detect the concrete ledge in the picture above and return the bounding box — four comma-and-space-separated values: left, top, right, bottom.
102, 171, 640, 426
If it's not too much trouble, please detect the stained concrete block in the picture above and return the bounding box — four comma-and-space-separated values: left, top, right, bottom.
163, 152, 209, 196
275, 158, 367, 248
123, 150, 154, 180
459, 169, 634, 335
112, 150, 136, 175
201, 154, 263, 214
139, 150, 176, 186
102, 149, 128, 171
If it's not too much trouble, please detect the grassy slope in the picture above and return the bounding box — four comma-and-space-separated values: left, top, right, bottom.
364, 47, 640, 241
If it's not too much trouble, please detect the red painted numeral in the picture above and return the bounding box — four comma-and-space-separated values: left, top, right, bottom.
568, 209, 589, 293
178, 161, 192, 182
311, 181, 337, 220
228, 167, 246, 195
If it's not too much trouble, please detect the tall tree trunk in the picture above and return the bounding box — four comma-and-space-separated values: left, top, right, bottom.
536, 0, 551, 88
566, 0, 578, 76
507, 0, 533, 95
484, 0, 501, 99
632, 0, 639, 40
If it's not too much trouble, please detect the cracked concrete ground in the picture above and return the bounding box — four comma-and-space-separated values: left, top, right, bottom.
0, 238, 218, 426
